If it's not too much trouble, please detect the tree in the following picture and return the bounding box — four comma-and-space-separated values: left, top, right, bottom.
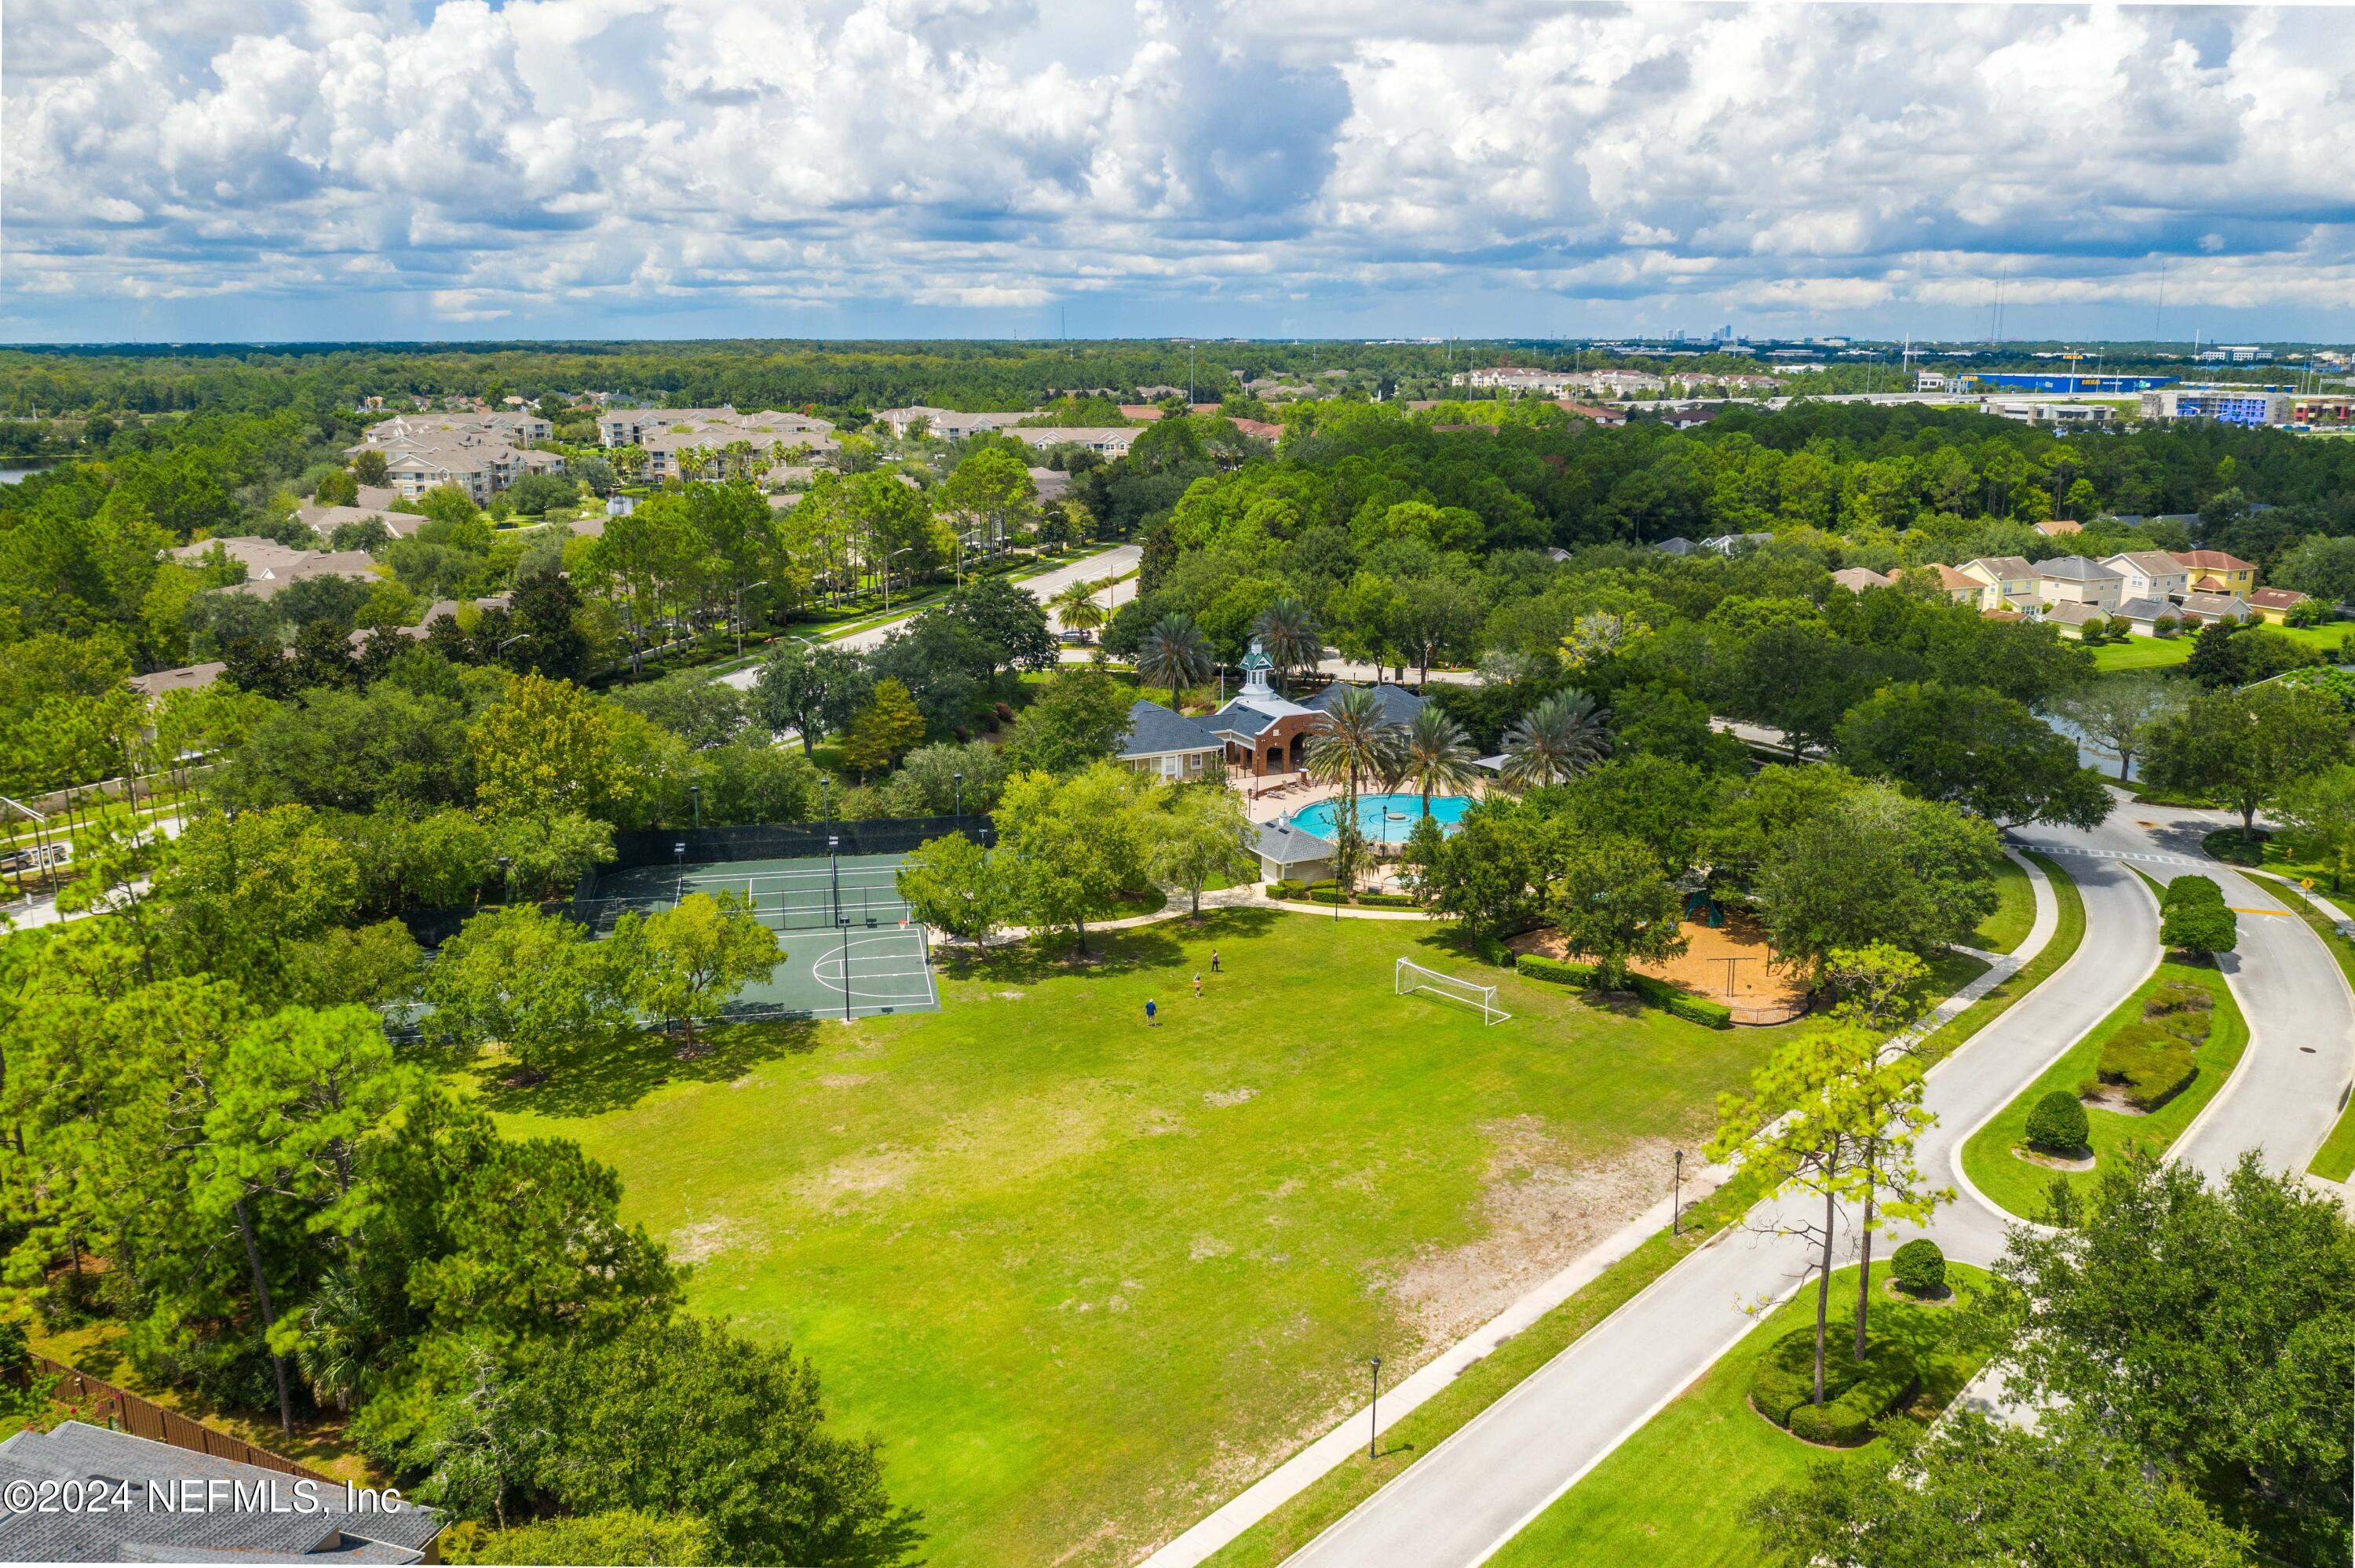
1303, 685, 1406, 822
1499, 689, 1611, 787
894, 832, 1014, 949
1836, 681, 2110, 830
1423, 799, 1565, 937
940, 447, 1038, 560
750, 643, 869, 756
611, 892, 778, 1054
1135, 613, 1212, 709
352, 449, 390, 486
1147, 784, 1255, 916
1751, 784, 2003, 980
1396, 706, 1479, 818
465, 1510, 721, 1566
424, 904, 630, 1079
2273, 763, 2355, 890
1747, 1409, 2256, 1568
2144, 684, 2350, 838
1546, 834, 1687, 989
1051, 578, 1106, 639
1987, 1153, 2354, 1565
469, 674, 633, 820
930, 575, 1056, 679
996, 762, 1153, 955
1001, 665, 1134, 775
1251, 596, 1322, 695
2160, 874, 2239, 957
2051, 671, 2184, 782
1707, 1022, 1880, 1409
840, 678, 927, 777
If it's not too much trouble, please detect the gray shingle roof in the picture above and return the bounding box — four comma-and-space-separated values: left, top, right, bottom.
0, 1423, 441, 1563
2036, 556, 2123, 582
1117, 699, 1223, 758
1253, 819, 1333, 867
1303, 682, 1426, 727
2116, 597, 2175, 622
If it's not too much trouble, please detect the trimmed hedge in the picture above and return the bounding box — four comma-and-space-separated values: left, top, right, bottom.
1750, 1329, 1919, 1447
1267, 880, 1304, 899
1353, 892, 1424, 910
2145, 982, 2214, 1017
2094, 1022, 2199, 1110
1890, 1238, 1946, 1297
1514, 954, 1736, 1029
2025, 1089, 2090, 1153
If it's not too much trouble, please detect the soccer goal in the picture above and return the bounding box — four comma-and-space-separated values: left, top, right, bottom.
1395, 957, 1509, 1025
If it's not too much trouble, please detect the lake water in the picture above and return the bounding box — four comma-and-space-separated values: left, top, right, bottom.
0, 462, 57, 485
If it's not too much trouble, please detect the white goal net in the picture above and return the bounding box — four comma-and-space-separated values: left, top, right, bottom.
1395, 957, 1509, 1025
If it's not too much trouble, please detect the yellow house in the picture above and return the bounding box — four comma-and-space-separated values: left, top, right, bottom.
1955, 556, 2039, 611
2171, 550, 2258, 597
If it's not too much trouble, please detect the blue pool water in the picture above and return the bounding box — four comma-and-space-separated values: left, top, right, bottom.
1290, 792, 1473, 843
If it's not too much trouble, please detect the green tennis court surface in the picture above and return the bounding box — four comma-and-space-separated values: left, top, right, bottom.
591, 852, 940, 1020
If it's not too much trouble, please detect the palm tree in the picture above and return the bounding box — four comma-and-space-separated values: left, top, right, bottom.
1305, 684, 1408, 805
1252, 596, 1322, 695
1136, 614, 1213, 709
1054, 578, 1106, 639
1399, 706, 1480, 816
1500, 690, 1612, 788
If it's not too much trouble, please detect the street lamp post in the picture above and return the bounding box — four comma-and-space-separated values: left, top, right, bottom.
1367, 1356, 1382, 1458
1673, 1149, 1685, 1236
953, 772, 963, 819
829, 834, 842, 924
836, 915, 854, 1019
821, 775, 831, 826
674, 841, 687, 904
495, 855, 512, 906
734, 579, 770, 658
881, 545, 912, 614
690, 783, 702, 830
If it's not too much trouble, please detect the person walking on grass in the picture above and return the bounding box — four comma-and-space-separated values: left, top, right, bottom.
1210, 949, 1221, 973
1193, 972, 1203, 998
1145, 998, 1158, 1027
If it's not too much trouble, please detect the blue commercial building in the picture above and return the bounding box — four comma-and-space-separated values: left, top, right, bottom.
1958, 373, 2177, 394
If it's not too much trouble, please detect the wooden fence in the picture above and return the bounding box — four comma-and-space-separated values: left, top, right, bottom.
27, 1353, 333, 1482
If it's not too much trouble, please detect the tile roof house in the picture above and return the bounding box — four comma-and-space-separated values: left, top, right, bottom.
2035, 556, 2125, 610
2247, 587, 2313, 624
2170, 550, 2258, 596
1116, 699, 1226, 780
1830, 567, 1893, 593
167, 538, 380, 601
2102, 551, 2191, 603
0, 1421, 441, 1563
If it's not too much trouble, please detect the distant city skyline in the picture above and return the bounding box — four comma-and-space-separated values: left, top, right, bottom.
4, 1, 2350, 345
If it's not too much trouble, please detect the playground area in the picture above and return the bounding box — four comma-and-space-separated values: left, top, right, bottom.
589, 851, 939, 1021
1513, 902, 1812, 1026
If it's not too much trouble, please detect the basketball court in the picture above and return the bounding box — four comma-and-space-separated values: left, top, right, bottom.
586, 851, 940, 1021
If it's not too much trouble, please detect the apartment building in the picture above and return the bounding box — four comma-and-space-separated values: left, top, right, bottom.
867, 406, 1024, 441
357, 410, 552, 447
598, 404, 837, 449
1012, 426, 1139, 458
377, 435, 564, 502
634, 409, 842, 482
168, 537, 380, 600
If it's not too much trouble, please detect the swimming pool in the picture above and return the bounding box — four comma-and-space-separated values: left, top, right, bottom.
1289, 792, 1474, 843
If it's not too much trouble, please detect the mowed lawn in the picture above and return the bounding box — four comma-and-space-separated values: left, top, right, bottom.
482, 908, 1778, 1567
1973, 855, 2036, 954
2092, 622, 2355, 673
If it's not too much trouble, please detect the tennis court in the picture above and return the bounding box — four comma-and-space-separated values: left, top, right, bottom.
589, 851, 940, 1021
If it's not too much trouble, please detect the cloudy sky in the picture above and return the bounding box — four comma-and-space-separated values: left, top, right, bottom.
3, 0, 2350, 344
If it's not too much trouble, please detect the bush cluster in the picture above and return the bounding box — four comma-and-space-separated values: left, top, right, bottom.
1751, 1329, 1919, 1447
2024, 1088, 2090, 1154
1889, 1238, 1946, 1297
2160, 876, 2237, 957
1514, 953, 1735, 1028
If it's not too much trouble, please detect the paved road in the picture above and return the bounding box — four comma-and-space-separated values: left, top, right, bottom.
715, 544, 1141, 688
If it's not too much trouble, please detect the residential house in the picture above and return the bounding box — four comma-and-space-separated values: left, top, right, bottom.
1657, 404, 1726, 430
2102, 551, 2191, 603
2039, 601, 2112, 638
2035, 556, 2124, 611
1229, 418, 1285, 441
2033, 520, 2084, 538
0, 1421, 442, 1563
128, 662, 226, 699
1700, 532, 1774, 555
2171, 550, 2258, 597
1028, 466, 1070, 501
2247, 587, 2313, 625
1013, 426, 1138, 459
1652, 537, 1696, 557
1115, 699, 1227, 781
1930, 563, 1983, 604
1830, 567, 1893, 593
1554, 400, 1627, 426
2178, 590, 2255, 625
167, 538, 380, 601
1118, 403, 1221, 421
298, 502, 408, 541
1955, 556, 2039, 611
2114, 598, 2178, 636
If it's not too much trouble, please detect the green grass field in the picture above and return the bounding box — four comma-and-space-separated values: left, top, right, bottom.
1484, 1263, 1995, 1568
2090, 622, 2355, 674
480, 909, 1780, 1567
1973, 856, 2036, 954
1959, 959, 2246, 1221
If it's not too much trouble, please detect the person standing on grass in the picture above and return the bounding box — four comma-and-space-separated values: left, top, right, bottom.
1210, 949, 1221, 973
1193, 972, 1203, 998
1145, 998, 1158, 1027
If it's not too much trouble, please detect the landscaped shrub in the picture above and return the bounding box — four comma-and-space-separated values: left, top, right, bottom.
1749, 1329, 1919, 1447
2145, 983, 2214, 1016
1266, 880, 1303, 899
2148, 1007, 2211, 1046
1512, 956, 1735, 1026
1889, 1239, 1946, 1297
2160, 876, 2238, 957
2095, 1023, 2199, 1110
1517, 954, 1598, 986
2024, 1089, 2090, 1153
1353, 892, 1423, 910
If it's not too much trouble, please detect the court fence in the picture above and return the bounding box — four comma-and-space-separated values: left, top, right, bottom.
396, 814, 991, 949
21, 1352, 334, 1483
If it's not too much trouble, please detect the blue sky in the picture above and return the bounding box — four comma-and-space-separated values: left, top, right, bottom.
3, 0, 2350, 345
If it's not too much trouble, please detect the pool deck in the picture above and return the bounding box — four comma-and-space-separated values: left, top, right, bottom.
1234, 774, 1494, 826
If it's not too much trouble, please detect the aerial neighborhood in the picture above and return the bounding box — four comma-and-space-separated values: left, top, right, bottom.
3, 3, 2353, 1565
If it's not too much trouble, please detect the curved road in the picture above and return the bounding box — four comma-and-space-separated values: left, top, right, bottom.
1280, 805, 2351, 1568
